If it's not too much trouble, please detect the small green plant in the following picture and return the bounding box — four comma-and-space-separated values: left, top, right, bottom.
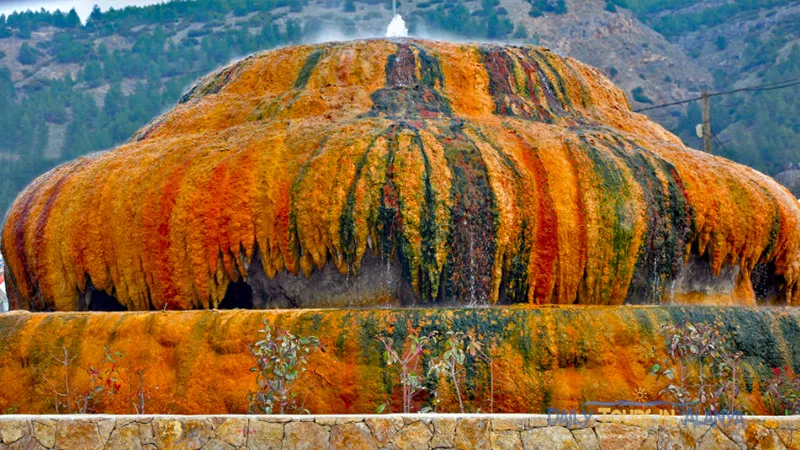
121, 366, 151, 414
41, 346, 123, 414
765, 366, 800, 415
469, 334, 496, 413
248, 320, 320, 414
428, 331, 496, 413
650, 322, 743, 414
429, 331, 470, 412
377, 332, 437, 414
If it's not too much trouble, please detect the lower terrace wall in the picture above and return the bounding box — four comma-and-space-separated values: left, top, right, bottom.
2, 307, 800, 414
0, 414, 798, 449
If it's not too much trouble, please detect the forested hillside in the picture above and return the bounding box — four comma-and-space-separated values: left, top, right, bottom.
0, 0, 798, 215
613, 0, 800, 173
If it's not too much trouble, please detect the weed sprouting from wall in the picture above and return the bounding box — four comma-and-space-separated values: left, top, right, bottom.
40, 346, 125, 414
376, 330, 437, 413
247, 320, 321, 414
649, 322, 744, 414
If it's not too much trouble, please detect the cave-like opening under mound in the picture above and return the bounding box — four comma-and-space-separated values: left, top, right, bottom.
219, 278, 254, 310
2, 39, 800, 312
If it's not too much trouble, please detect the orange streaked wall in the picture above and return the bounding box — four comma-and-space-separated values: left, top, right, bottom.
0, 307, 796, 414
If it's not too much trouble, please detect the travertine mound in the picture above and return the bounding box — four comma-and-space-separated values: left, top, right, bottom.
2, 39, 799, 311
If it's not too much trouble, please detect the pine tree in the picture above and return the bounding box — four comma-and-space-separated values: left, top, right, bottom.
17, 42, 36, 65
89, 5, 103, 24
65, 8, 81, 28
103, 84, 125, 118
285, 19, 301, 43
82, 61, 104, 87
513, 24, 528, 40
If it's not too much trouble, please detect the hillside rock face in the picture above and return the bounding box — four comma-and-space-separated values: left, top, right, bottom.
502, 0, 712, 113
2, 39, 799, 311
775, 169, 800, 198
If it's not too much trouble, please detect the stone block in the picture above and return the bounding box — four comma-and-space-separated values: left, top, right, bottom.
0, 421, 28, 445
455, 418, 490, 449
203, 439, 235, 450
391, 421, 432, 450
329, 423, 377, 450
152, 418, 213, 450
105, 424, 143, 450
283, 421, 330, 450
55, 420, 104, 450
571, 428, 599, 450
697, 427, 739, 450
247, 420, 283, 450
520, 427, 578, 450
490, 431, 522, 450
31, 420, 55, 449
593, 424, 647, 450
430, 417, 457, 448
365, 417, 400, 447
492, 418, 526, 432
215, 418, 247, 447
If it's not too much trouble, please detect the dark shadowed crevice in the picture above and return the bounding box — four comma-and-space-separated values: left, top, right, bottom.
88, 289, 126, 312
219, 278, 254, 309
244, 245, 415, 308
80, 276, 126, 311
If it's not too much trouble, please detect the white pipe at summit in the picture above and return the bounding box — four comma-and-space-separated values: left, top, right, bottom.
386, 0, 408, 38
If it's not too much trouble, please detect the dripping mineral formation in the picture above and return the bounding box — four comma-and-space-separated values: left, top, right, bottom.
2, 39, 800, 311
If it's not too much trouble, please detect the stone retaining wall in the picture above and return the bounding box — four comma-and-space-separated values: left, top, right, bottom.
0, 414, 797, 449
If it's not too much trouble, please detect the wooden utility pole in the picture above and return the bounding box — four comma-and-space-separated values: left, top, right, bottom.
701, 92, 712, 154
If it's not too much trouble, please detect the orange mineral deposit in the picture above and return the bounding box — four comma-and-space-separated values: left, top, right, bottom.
2, 39, 799, 311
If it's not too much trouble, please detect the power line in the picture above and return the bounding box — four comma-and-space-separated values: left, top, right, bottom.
636, 107, 676, 118
713, 77, 800, 96
633, 75, 800, 113
711, 132, 731, 156
744, 79, 800, 93
634, 97, 697, 113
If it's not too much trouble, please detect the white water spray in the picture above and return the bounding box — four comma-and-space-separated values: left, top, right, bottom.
385, 0, 408, 38
386, 14, 408, 38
